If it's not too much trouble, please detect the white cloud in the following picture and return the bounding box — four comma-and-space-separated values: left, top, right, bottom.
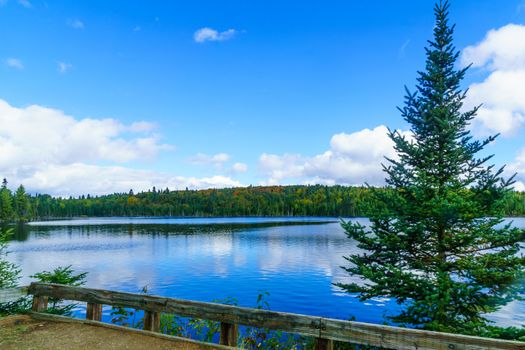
464, 69, 525, 136
19, 163, 242, 197
258, 126, 407, 186
193, 27, 236, 43
462, 24, 525, 71
0, 99, 246, 196
6, 58, 23, 70
17, 0, 31, 8
462, 24, 525, 136
509, 148, 525, 192
0, 100, 245, 196
259, 153, 305, 185
514, 181, 525, 192
232, 162, 248, 173
128, 121, 157, 133
67, 19, 84, 29
0, 100, 172, 167
189, 153, 230, 165
0, 99, 190, 195
330, 127, 398, 161
57, 62, 72, 73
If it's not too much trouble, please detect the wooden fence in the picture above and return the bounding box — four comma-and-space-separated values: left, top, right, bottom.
3, 283, 523, 350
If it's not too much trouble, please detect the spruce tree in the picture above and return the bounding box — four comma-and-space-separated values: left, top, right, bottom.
14, 185, 31, 222
338, 1, 525, 334
0, 179, 13, 224
0, 229, 20, 289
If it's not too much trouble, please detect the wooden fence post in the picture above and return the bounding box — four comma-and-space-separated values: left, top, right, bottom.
143, 310, 160, 332
314, 338, 334, 350
86, 302, 103, 321
31, 295, 48, 312
219, 322, 238, 346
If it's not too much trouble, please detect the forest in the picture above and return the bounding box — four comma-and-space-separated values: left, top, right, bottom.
0, 179, 524, 222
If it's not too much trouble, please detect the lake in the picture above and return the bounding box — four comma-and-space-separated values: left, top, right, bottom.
6, 217, 525, 327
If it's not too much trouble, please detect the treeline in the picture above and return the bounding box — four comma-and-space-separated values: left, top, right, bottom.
33, 185, 379, 218
0, 179, 32, 223
0, 180, 524, 222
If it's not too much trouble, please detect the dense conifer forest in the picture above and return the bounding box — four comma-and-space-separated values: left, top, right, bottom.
1, 180, 524, 222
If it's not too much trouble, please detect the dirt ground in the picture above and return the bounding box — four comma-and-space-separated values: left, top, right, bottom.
0, 315, 222, 350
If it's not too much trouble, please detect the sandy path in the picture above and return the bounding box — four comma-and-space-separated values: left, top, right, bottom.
0, 315, 225, 350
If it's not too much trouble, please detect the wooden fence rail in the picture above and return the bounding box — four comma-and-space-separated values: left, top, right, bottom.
18, 283, 525, 350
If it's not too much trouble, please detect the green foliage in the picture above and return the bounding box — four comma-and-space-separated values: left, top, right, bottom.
158, 292, 308, 349
501, 191, 525, 216
0, 179, 523, 221
0, 297, 32, 316
110, 285, 148, 327
481, 326, 525, 342
31, 265, 87, 286
0, 227, 24, 316
338, 1, 525, 335
29, 185, 380, 218
187, 317, 221, 343
159, 296, 238, 343
23, 185, 525, 219
14, 185, 31, 222
0, 179, 33, 224
30, 265, 87, 315
158, 313, 188, 337
0, 236, 87, 317
240, 291, 308, 350
0, 179, 14, 224
0, 228, 20, 289
110, 306, 137, 327
109, 290, 307, 349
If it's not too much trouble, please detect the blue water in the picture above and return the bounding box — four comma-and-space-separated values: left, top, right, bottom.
6, 217, 525, 326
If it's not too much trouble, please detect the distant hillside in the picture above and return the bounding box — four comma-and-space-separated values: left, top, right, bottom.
28, 185, 525, 219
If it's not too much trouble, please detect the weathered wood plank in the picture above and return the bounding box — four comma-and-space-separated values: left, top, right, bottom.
28, 283, 321, 338
320, 317, 525, 350
27, 283, 525, 350
143, 311, 160, 332
31, 295, 48, 312
86, 302, 103, 321
219, 322, 238, 346
0, 286, 28, 303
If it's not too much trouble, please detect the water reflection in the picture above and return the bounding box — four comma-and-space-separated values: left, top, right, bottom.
6, 217, 525, 326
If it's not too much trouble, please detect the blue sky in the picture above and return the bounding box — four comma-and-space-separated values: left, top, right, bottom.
1, 0, 525, 196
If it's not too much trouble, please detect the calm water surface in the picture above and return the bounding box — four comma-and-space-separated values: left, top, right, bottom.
7, 217, 525, 326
